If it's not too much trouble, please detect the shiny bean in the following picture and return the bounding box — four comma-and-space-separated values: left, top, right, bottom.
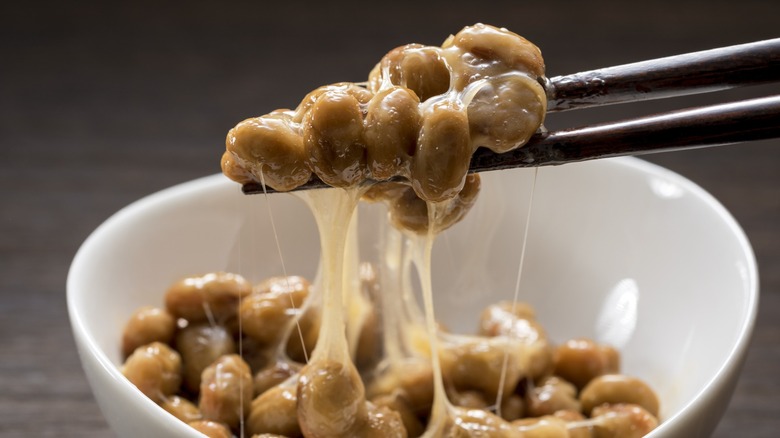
121, 342, 182, 403
369, 44, 451, 102
559, 414, 592, 438
255, 275, 311, 306
371, 392, 424, 437
240, 293, 298, 346
242, 275, 311, 346
478, 301, 543, 341
225, 115, 312, 191
366, 361, 434, 416
188, 420, 232, 438
176, 324, 235, 393
364, 87, 421, 180
430, 173, 481, 232
467, 73, 546, 153
297, 359, 368, 437
356, 403, 407, 438
477, 301, 553, 380
199, 354, 253, 429
444, 23, 545, 87
590, 403, 659, 438
303, 88, 368, 187
247, 384, 302, 437
410, 101, 472, 202
448, 389, 489, 409
446, 408, 512, 438
285, 307, 320, 363
361, 180, 408, 204
161, 395, 202, 423
500, 394, 526, 422
387, 185, 428, 232
554, 338, 621, 390
387, 174, 480, 234
294, 83, 372, 124
512, 416, 569, 438
220, 150, 253, 185
440, 340, 523, 401
525, 376, 580, 417
553, 409, 585, 422
165, 272, 251, 324
121, 306, 176, 358
580, 374, 660, 417
254, 359, 301, 396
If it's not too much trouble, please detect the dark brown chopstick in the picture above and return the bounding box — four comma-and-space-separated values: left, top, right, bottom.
546, 38, 780, 112
242, 40, 780, 195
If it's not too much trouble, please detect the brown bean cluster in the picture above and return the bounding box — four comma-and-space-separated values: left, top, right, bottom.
121, 273, 255, 436
364, 302, 660, 436
221, 23, 547, 212
362, 173, 481, 234
122, 273, 660, 437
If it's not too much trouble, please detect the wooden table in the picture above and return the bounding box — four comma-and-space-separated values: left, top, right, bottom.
1, 1, 777, 436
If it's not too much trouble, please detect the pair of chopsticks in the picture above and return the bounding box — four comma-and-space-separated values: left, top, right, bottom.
244, 38, 780, 194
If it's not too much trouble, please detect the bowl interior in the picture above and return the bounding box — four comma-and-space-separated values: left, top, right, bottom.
68, 157, 757, 436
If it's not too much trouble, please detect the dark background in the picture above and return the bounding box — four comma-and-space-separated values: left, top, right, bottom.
1, 0, 778, 436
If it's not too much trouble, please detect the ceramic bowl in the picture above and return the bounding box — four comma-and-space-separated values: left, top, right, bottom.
68, 157, 758, 437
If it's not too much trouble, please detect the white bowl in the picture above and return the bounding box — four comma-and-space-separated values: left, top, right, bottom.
68, 157, 758, 437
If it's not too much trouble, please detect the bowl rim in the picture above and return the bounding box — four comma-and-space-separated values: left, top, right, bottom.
66, 156, 759, 436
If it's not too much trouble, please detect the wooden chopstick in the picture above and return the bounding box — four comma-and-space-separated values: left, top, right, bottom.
242, 40, 780, 195
546, 38, 780, 112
